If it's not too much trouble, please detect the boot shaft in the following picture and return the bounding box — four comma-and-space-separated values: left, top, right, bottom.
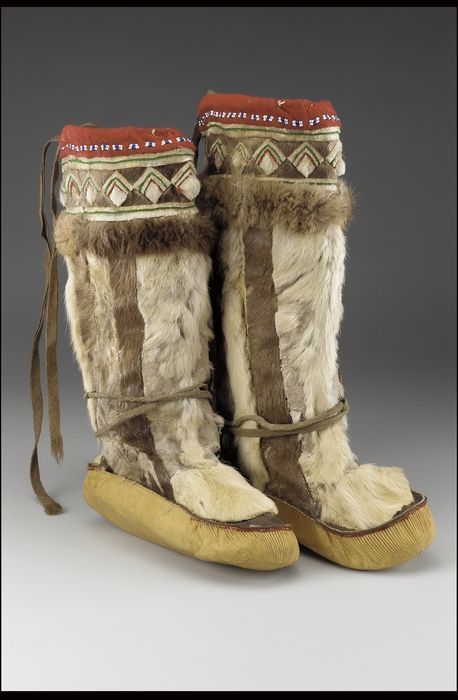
197, 92, 414, 531
55, 125, 218, 497
33, 122, 280, 527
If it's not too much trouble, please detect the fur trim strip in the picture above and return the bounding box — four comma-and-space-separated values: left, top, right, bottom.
198, 174, 353, 234
55, 211, 215, 259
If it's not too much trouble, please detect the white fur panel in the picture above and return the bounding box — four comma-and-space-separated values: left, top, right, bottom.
272, 222, 347, 418
171, 464, 277, 521
270, 223, 414, 528
136, 250, 277, 520
85, 254, 130, 474
220, 224, 270, 490
85, 253, 121, 413
136, 251, 221, 477
299, 424, 355, 490
320, 464, 413, 530
272, 222, 354, 488
64, 255, 97, 430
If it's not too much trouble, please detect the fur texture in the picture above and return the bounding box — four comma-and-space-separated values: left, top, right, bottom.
271, 221, 413, 528
135, 250, 221, 478
171, 464, 277, 521
319, 464, 413, 530
108, 255, 173, 497
218, 221, 269, 490
55, 210, 215, 259
210, 173, 414, 529
64, 254, 98, 430
80, 252, 171, 494
62, 225, 278, 522
242, 223, 318, 515
199, 174, 353, 236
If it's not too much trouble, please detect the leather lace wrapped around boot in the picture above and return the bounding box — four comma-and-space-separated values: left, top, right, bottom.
196, 92, 436, 570
29, 124, 299, 570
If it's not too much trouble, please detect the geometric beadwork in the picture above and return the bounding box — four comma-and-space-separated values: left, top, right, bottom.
102, 172, 132, 206
326, 140, 345, 175
326, 140, 342, 167
60, 153, 201, 213
335, 157, 346, 176
65, 173, 82, 200
82, 175, 100, 206
231, 142, 251, 171
135, 168, 170, 203
171, 163, 201, 201
205, 128, 344, 183
208, 138, 227, 172
252, 140, 286, 175
288, 143, 324, 177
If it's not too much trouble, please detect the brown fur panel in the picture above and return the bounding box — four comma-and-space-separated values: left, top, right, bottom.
198, 174, 354, 235
243, 224, 319, 517
108, 257, 173, 498
54, 212, 215, 259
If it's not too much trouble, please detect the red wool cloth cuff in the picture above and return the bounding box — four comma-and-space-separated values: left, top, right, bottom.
197, 92, 340, 133
59, 125, 195, 159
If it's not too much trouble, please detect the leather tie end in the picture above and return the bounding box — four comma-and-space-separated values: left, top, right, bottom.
44, 502, 64, 516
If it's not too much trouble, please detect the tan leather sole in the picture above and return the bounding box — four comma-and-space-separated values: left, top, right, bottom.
83, 469, 299, 570
272, 493, 436, 570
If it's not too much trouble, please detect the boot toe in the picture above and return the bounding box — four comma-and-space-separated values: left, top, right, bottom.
193, 512, 300, 570
83, 468, 299, 570
273, 492, 436, 570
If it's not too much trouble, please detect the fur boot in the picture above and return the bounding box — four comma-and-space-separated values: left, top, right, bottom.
30, 124, 299, 570
196, 93, 435, 569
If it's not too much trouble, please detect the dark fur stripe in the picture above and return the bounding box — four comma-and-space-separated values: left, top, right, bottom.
109, 257, 173, 499
243, 225, 319, 516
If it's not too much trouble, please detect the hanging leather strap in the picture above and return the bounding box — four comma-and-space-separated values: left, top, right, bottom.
29, 137, 63, 515
30, 124, 99, 514
86, 383, 213, 437
226, 398, 349, 438
191, 124, 201, 167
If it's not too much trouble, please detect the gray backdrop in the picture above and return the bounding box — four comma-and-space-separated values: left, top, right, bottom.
2, 7, 456, 692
